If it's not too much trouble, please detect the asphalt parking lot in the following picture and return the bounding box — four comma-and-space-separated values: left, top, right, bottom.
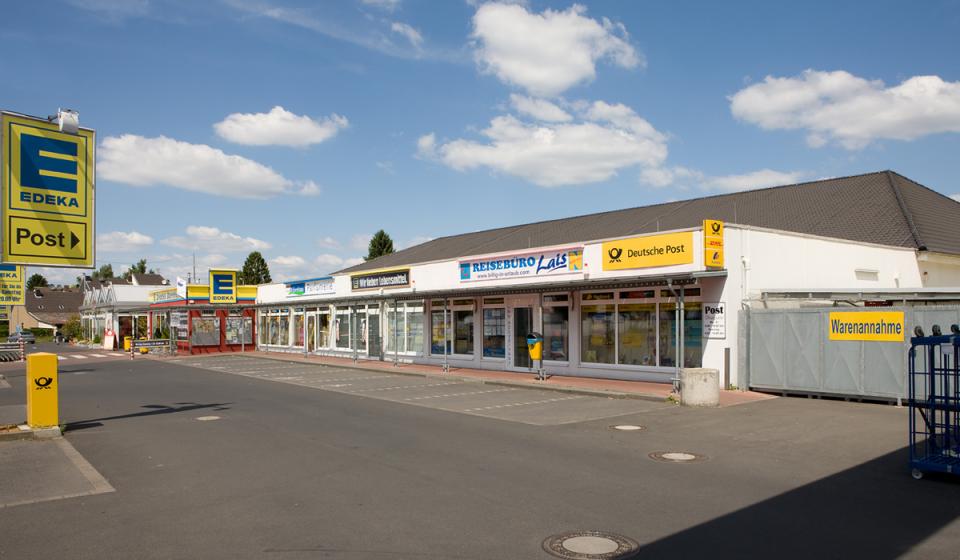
171, 355, 671, 425
0, 354, 958, 559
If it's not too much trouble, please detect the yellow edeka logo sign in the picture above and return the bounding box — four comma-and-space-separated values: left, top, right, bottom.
828, 311, 905, 342
0, 264, 24, 305
602, 232, 693, 271
1, 113, 95, 267
209, 269, 238, 304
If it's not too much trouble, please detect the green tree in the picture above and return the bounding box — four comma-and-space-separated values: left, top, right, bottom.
26, 273, 49, 290
63, 315, 82, 340
365, 230, 395, 261
240, 251, 272, 284
91, 263, 114, 281
122, 258, 156, 280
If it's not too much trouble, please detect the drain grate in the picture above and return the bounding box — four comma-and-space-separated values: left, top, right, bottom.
648, 451, 707, 463
542, 530, 640, 559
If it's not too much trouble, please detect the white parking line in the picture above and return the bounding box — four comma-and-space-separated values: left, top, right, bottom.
71, 355, 88, 360
349, 382, 460, 393
462, 395, 583, 412
404, 388, 517, 401
57, 356, 68, 361
89, 354, 108, 358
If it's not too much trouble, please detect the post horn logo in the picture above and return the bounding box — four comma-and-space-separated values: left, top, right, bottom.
608, 247, 623, 262
34, 376, 53, 389
710, 222, 722, 235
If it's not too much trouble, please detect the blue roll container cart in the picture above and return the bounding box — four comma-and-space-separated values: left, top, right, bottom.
908, 324, 960, 479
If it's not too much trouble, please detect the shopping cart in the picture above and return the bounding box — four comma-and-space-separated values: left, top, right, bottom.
908, 324, 960, 479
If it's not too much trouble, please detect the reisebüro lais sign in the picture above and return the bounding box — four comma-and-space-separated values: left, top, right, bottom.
459, 248, 583, 283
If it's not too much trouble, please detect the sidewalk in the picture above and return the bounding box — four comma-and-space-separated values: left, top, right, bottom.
180, 350, 774, 407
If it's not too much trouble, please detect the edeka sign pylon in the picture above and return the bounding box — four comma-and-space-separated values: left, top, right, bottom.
1, 112, 95, 268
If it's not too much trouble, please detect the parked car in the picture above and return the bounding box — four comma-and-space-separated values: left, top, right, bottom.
8, 332, 36, 344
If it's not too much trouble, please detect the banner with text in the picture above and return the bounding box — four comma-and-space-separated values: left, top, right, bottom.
0, 264, 24, 305
602, 232, 694, 271
459, 247, 583, 282
828, 311, 905, 342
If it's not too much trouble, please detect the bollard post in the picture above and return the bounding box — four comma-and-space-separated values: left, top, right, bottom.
19, 339, 25, 362
26, 353, 58, 428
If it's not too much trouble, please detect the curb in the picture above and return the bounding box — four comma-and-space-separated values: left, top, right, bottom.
227, 352, 671, 403
0, 425, 62, 442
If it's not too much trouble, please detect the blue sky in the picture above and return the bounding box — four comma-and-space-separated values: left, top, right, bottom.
4, 0, 959, 284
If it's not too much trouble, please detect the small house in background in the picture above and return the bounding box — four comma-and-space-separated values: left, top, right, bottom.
79, 275, 168, 346
8, 287, 84, 334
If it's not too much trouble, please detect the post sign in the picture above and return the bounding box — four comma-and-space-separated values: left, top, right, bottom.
1, 112, 95, 268
703, 303, 726, 339
828, 311, 905, 342
0, 264, 24, 305
209, 269, 238, 304
703, 219, 724, 269
602, 232, 694, 271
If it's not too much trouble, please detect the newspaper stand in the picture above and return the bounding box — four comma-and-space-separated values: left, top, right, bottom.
908, 324, 960, 479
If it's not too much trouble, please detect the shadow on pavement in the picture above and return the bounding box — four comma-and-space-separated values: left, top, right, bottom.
635, 447, 960, 558
66, 402, 232, 431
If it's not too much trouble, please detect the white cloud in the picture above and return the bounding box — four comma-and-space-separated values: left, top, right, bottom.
400, 235, 434, 249
270, 255, 306, 267
951, 194, 960, 202
162, 226, 272, 253
419, 100, 666, 187
472, 3, 641, 97
96, 231, 154, 253
314, 254, 364, 274
640, 166, 805, 192
317, 236, 341, 249
214, 106, 348, 147
730, 70, 960, 149
509, 94, 571, 122
100, 135, 319, 199
361, 0, 400, 10
349, 233, 372, 251
391, 22, 423, 48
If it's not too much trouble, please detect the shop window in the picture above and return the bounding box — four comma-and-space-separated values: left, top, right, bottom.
683, 303, 703, 368
225, 317, 252, 345
318, 313, 330, 349
543, 306, 569, 361
335, 311, 351, 350
582, 292, 614, 301
406, 304, 424, 355
620, 290, 655, 300
279, 313, 290, 347
453, 310, 474, 355
293, 313, 304, 347
483, 297, 505, 305
430, 309, 450, 355
618, 304, 657, 366
386, 302, 424, 355
581, 305, 615, 364
543, 294, 568, 303
482, 308, 505, 358
191, 317, 220, 346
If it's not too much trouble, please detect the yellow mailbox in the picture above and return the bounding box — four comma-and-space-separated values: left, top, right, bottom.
26, 353, 58, 428
526, 332, 543, 362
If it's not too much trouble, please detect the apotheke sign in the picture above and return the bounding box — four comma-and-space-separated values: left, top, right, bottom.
459, 248, 583, 282
351, 269, 410, 291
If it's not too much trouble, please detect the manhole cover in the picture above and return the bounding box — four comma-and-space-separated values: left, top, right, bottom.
195, 416, 221, 421
648, 451, 707, 463
542, 530, 639, 559
610, 424, 645, 431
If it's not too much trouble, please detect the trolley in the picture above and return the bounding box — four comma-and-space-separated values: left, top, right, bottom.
908, 324, 960, 479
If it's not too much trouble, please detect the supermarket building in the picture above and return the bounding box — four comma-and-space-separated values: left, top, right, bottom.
255, 171, 960, 394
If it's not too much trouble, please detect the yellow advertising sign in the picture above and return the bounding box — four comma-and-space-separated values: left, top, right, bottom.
1, 112, 95, 268
209, 269, 238, 304
602, 232, 694, 271
0, 264, 24, 305
703, 219, 724, 269
828, 311, 905, 342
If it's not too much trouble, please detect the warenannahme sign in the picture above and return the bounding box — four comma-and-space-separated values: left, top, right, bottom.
828, 311, 905, 342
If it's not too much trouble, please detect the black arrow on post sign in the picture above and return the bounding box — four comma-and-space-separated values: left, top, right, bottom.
70, 232, 80, 249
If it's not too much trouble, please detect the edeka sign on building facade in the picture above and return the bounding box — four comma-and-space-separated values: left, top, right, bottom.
1, 112, 95, 268
208, 269, 238, 304
352, 269, 410, 291
459, 248, 583, 282
0, 264, 24, 305
602, 232, 694, 271
828, 311, 905, 342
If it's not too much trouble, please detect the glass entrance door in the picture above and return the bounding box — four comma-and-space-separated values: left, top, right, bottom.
306, 313, 316, 352
513, 306, 533, 369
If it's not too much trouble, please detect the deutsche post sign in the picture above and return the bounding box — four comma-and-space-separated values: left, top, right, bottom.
828, 311, 905, 342
0, 264, 24, 305
602, 232, 694, 271
209, 269, 238, 304
1, 112, 95, 268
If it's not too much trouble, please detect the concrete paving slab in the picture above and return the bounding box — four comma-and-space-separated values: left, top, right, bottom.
0, 438, 114, 508
0, 404, 23, 426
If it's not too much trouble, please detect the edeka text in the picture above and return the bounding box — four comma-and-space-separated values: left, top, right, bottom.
20, 192, 79, 209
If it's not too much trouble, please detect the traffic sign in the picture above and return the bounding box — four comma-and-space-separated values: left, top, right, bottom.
1, 111, 95, 268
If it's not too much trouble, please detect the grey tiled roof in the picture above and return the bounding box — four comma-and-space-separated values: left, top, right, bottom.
338, 171, 960, 274
25, 287, 83, 326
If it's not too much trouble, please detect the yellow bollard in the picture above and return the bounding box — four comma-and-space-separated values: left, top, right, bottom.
26, 353, 58, 428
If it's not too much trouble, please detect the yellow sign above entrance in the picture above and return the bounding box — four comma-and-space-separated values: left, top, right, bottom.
828, 311, 905, 342
1, 112, 95, 268
602, 232, 694, 271
0, 264, 24, 305
209, 269, 238, 304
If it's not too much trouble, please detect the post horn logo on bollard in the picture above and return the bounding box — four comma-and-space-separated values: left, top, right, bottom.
34, 376, 53, 389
